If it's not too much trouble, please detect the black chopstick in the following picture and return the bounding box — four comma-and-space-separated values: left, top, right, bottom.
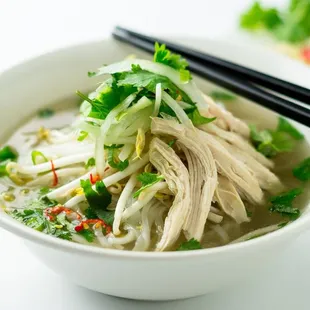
115, 26, 310, 105
112, 27, 310, 127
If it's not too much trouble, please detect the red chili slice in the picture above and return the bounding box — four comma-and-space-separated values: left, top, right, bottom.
74, 219, 111, 234
50, 160, 58, 187
89, 173, 100, 185
301, 46, 310, 63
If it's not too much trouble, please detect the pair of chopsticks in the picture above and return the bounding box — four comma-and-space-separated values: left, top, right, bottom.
112, 26, 310, 127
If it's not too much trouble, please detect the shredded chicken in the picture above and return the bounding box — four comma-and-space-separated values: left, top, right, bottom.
151, 118, 217, 241
202, 94, 250, 138
216, 137, 284, 194
198, 130, 264, 204
149, 137, 191, 251
199, 123, 274, 169
215, 175, 249, 224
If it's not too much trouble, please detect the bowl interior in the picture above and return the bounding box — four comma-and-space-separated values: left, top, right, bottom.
0, 37, 309, 253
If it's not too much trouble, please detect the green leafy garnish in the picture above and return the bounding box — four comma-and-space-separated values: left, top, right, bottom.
107, 148, 129, 171
0, 145, 18, 162
269, 188, 302, 219
31, 150, 48, 165
117, 64, 193, 104
277, 117, 304, 140
78, 229, 95, 242
249, 117, 302, 158
38, 108, 54, 118
77, 131, 88, 142
76, 79, 136, 120
293, 157, 310, 181
85, 157, 96, 169
210, 90, 237, 101
154, 42, 192, 82
87, 71, 96, 77
39, 187, 51, 196
80, 179, 114, 225
240, 0, 310, 43
133, 172, 164, 198
176, 238, 202, 251
168, 139, 176, 148
0, 165, 7, 177
240, 1, 282, 31
188, 108, 216, 126
10, 207, 72, 241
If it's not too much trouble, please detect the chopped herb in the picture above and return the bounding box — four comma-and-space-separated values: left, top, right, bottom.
39, 187, 51, 196
87, 71, 96, 77
293, 157, 310, 181
0, 165, 7, 177
84, 207, 98, 219
133, 172, 164, 198
177, 238, 202, 251
154, 42, 192, 82
117, 64, 193, 104
210, 90, 237, 101
104, 144, 124, 149
78, 229, 95, 242
168, 139, 176, 147
76, 78, 137, 120
240, 1, 282, 31
107, 148, 129, 171
240, 0, 310, 44
10, 207, 72, 240
188, 108, 216, 126
31, 150, 48, 165
80, 179, 114, 225
0, 145, 18, 162
249, 118, 298, 158
246, 209, 253, 218
77, 131, 88, 142
269, 188, 302, 219
85, 157, 96, 169
277, 117, 304, 140
38, 108, 54, 118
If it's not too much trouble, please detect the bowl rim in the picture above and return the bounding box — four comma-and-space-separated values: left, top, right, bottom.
0, 37, 309, 259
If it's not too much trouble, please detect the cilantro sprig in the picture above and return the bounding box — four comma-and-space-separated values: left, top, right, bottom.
249, 117, 303, 158
269, 188, 303, 219
176, 238, 202, 251
80, 179, 114, 225
293, 157, 310, 181
133, 172, 164, 198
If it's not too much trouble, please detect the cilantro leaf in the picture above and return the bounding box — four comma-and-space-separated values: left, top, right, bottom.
133, 172, 164, 198
240, 1, 282, 31
176, 238, 202, 251
107, 148, 129, 171
249, 122, 295, 158
277, 117, 304, 140
210, 90, 237, 101
80, 179, 114, 225
78, 229, 95, 242
293, 157, 310, 181
269, 188, 302, 219
0, 145, 18, 162
188, 108, 216, 126
117, 65, 193, 104
85, 157, 95, 169
10, 207, 72, 240
154, 42, 191, 82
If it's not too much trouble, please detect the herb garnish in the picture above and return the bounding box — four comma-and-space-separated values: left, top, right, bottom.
133, 172, 164, 198
293, 157, 310, 181
177, 238, 202, 251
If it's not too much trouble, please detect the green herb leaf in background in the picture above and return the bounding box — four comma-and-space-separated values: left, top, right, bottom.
210, 90, 237, 101
133, 172, 164, 198
293, 157, 310, 181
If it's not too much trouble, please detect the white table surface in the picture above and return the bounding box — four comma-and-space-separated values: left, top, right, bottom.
1, 0, 309, 309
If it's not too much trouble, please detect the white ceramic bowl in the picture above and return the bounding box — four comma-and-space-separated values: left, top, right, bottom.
0, 38, 309, 301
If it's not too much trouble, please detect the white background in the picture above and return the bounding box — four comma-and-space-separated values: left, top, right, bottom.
1, 0, 310, 309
